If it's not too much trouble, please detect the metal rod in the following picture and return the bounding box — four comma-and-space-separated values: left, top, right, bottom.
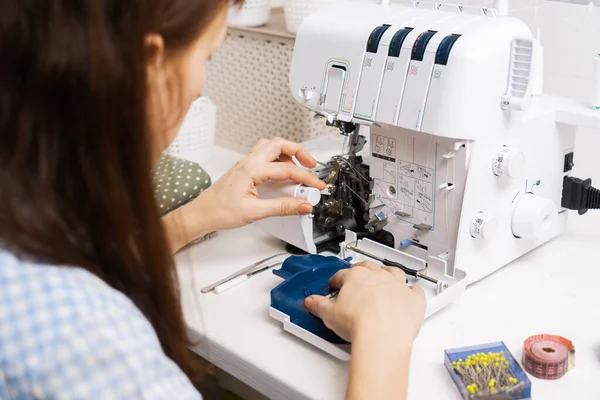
345, 245, 440, 285
416, 273, 439, 284
346, 245, 386, 263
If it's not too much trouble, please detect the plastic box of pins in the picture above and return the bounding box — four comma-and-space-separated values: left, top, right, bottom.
444, 342, 532, 400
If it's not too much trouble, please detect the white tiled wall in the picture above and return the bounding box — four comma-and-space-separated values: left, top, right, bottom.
393, 0, 600, 184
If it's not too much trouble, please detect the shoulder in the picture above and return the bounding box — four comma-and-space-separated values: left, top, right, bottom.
0, 251, 201, 399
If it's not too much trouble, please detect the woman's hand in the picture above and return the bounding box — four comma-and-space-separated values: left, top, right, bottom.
196, 137, 326, 230
305, 261, 426, 343
305, 262, 426, 400
163, 138, 326, 252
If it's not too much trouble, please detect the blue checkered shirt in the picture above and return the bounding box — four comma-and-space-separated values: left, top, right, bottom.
0, 250, 202, 399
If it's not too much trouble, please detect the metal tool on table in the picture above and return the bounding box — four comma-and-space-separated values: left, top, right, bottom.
201, 252, 287, 294
214, 262, 282, 294
345, 244, 439, 285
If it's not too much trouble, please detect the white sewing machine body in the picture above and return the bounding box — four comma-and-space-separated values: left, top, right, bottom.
256, 1, 600, 359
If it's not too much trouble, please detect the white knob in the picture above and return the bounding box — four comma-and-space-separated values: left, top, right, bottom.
296, 185, 322, 206
470, 213, 499, 240
492, 147, 526, 178
257, 181, 321, 206
511, 194, 557, 240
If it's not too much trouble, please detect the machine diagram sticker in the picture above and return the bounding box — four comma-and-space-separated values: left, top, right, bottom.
372, 134, 396, 162
395, 159, 435, 223
398, 161, 433, 182
415, 180, 433, 213
370, 135, 436, 227
383, 163, 396, 184
398, 175, 415, 207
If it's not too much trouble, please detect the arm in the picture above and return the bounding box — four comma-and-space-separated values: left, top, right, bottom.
305, 263, 426, 400
348, 327, 412, 400
163, 138, 326, 254
162, 205, 210, 254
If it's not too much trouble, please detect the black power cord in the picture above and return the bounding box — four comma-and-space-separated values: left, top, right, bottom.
561, 176, 600, 215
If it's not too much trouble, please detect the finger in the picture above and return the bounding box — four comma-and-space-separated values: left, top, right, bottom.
277, 154, 296, 164
251, 197, 313, 220
382, 266, 407, 281
328, 269, 351, 289
250, 139, 269, 154
304, 295, 334, 320
259, 163, 325, 189
253, 138, 317, 168
351, 261, 380, 271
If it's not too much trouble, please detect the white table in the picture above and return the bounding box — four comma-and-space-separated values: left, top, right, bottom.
176, 143, 600, 400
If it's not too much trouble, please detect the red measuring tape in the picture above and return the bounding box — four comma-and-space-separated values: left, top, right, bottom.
522, 334, 575, 380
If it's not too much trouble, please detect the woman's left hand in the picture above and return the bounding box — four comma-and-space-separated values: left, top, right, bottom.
163, 138, 326, 252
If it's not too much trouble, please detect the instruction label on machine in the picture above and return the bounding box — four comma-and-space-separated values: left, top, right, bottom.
371, 133, 436, 227
398, 161, 434, 213
372, 134, 396, 162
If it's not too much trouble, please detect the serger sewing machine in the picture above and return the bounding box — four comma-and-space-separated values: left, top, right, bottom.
256, 0, 600, 359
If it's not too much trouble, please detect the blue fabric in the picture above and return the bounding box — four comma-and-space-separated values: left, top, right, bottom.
0, 251, 201, 399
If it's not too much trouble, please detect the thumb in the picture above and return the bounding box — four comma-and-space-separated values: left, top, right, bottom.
254, 197, 313, 220
304, 295, 334, 320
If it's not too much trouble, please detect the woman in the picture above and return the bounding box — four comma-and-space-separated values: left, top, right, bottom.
0, 1, 425, 399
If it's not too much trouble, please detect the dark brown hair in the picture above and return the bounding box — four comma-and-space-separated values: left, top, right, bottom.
0, 0, 241, 378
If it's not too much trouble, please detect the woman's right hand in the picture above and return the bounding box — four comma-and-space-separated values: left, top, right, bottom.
304, 262, 426, 343
306, 262, 425, 400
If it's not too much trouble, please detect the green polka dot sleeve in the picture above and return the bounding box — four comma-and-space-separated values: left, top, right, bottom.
152, 154, 212, 216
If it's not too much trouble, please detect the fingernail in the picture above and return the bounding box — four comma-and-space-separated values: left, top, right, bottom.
304, 296, 314, 309
299, 203, 313, 215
